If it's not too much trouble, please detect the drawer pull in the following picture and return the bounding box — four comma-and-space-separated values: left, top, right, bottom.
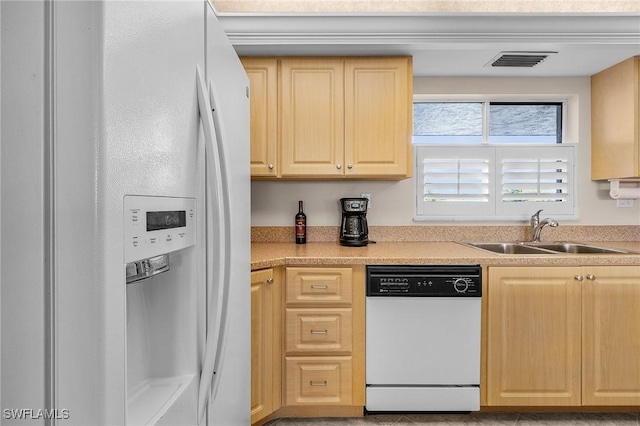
310, 329, 328, 334
309, 380, 327, 387
310, 285, 328, 290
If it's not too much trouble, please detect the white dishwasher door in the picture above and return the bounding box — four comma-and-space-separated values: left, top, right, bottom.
366, 296, 481, 385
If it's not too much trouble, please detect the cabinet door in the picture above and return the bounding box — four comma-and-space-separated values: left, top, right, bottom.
591, 56, 640, 179
487, 267, 582, 406
344, 57, 412, 178
251, 268, 280, 424
242, 58, 278, 177
280, 58, 345, 177
582, 266, 640, 406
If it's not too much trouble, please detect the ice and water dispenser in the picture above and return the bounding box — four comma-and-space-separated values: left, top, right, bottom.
124, 196, 200, 425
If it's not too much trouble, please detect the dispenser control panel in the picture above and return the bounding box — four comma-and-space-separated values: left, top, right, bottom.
124, 196, 196, 263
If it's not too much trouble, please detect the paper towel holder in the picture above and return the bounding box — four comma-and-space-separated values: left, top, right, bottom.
609, 179, 640, 199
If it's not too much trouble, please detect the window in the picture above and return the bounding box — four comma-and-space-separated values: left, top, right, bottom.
489, 103, 562, 144
414, 103, 483, 144
414, 101, 575, 220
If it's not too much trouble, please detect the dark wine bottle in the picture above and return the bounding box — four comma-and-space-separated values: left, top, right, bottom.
295, 200, 306, 244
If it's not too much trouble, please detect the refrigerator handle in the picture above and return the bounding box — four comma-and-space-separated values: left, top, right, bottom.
205, 74, 233, 407
195, 66, 230, 423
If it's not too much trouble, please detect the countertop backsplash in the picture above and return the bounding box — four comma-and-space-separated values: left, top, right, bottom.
251, 225, 640, 243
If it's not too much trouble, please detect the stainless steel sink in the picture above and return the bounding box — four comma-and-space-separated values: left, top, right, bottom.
530, 243, 633, 254
465, 242, 554, 255
462, 242, 637, 255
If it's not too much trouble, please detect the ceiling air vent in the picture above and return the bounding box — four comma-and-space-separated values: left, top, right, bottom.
486, 51, 557, 68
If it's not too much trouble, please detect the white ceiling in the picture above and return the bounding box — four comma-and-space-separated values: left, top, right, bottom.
217, 14, 640, 76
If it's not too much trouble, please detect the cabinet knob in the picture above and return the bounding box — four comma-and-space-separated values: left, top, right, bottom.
587, 274, 596, 281
575, 275, 584, 282
268, 163, 274, 170
347, 164, 353, 169
336, 164, 342, 170
266, 277, 274, 284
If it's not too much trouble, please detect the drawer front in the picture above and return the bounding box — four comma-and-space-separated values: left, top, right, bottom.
286, 267, 352, 305
285, 308, 353, 354
285, 356, 353, 406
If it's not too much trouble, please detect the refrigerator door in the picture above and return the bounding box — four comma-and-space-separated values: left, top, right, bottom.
1, 0, 51, 418
1, 1, 249, 424
195, 66, 227, 422
52, 2, 208, 424
203, 4, 251, 425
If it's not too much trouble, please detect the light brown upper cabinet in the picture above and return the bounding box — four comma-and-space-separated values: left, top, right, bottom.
591, 56, 640, 180
242, 56, 413, 180
344, 58, 412, 178
280, 58, 346, 177
242, 58, 279, 177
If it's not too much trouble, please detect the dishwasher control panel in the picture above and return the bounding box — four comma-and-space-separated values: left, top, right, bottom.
366, 265, 481, 297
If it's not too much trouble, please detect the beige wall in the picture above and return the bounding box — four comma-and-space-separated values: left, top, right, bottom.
212, 0, 639, 13
251, 76, 640, 227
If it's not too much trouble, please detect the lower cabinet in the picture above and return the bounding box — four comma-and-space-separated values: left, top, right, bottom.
283, 266, 365, 409
285, 356, 353, 405
251, 265, 365, 425
487, 265, 640, 407
251, 268, 281, 424
582, 266, 640, 405
253, 262, 639, 422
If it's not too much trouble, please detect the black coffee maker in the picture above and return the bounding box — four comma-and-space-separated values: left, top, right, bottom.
339, 198, 369, 247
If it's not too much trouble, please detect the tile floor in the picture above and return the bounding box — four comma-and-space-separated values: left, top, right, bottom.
266, 412, 640, 425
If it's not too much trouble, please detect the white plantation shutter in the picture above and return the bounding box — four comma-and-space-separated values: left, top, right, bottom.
416, 147, 495, 216
501, 159, 569, 202
415, 145, 575, 219
497, 145, 575, 216
423, 158, 490, 201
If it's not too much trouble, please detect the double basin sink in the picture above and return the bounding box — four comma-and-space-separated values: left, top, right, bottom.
463, 241, 638, 255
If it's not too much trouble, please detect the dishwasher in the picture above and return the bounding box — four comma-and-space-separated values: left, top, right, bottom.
365, 265, 482, 412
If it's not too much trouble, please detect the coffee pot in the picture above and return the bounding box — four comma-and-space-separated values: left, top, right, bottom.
339, 198, 369, 247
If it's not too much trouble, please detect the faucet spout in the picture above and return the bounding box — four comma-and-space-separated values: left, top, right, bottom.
530, 210, 559, 242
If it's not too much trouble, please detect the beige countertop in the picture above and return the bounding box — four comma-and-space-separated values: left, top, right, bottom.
251, 241, 640, 270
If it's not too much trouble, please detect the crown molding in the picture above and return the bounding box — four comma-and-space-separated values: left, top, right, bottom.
218, 14, 640, 46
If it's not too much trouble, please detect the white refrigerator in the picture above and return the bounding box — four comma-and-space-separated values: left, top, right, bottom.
1, 1, 250, 425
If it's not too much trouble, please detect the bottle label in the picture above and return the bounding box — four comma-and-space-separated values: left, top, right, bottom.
295, 219, 305, 237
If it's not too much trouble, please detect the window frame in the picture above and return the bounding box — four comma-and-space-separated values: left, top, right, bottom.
413, 96, 568, 145
413, 96, 577, 222
488, 101, 564, 144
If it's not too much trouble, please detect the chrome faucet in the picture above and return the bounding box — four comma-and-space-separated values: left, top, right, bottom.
530, 209, 559, 242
